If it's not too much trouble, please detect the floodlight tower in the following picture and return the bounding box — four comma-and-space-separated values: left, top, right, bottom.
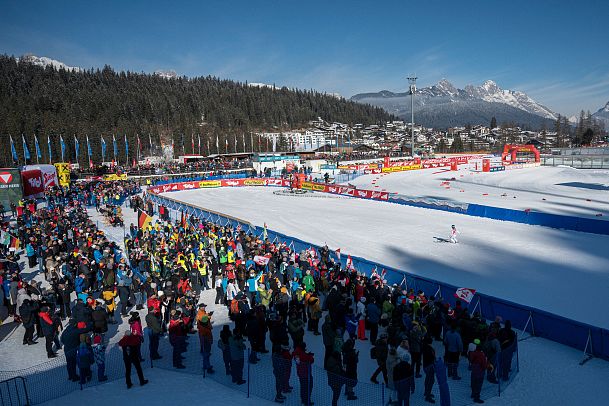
407, 75, 417, 157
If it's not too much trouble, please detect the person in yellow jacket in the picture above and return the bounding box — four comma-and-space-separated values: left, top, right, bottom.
196, 259, 209, 290
258, 285, 272, 309
101, 287, 117, 324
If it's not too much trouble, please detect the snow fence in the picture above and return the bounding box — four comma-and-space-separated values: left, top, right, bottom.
147, 180, 609, 363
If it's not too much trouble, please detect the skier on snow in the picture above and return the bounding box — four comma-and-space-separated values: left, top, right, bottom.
449, 225, 460, 244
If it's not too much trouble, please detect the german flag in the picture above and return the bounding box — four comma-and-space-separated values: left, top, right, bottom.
138, 209, 152, 229
9, 235, 20, 250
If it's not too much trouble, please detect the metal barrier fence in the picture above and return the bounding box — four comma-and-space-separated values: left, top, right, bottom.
0, 327, 518, 405
542, 155, 609, 168
0, 376, 30, 406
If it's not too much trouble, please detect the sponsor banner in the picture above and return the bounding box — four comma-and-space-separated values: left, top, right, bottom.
301, 181, 328, 192
363, 168, 382, 174
182, 182, 197, 189
54, 163, 71, 186
243, 179, 266, 186
198, 180, 222, 188
21, 169, 45, 197
103, 174, 128, 181
381, 164, 422, 173
320, 164, 337, 170
222, 179, 242, 187
265, 178, 284, 187
0, 168, 23, 207
23, 164, 58, 188
489, 166, 506, 172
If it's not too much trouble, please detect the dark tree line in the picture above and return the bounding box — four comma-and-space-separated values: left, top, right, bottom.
0, 55, 394, 166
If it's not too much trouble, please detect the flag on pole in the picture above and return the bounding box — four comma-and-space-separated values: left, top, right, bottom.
370, 266, 378, 278
137, 209, 153, 229
137, 135, 142, 160
124, 134, 129, 160
191, 134, 195, 153
380, 268, 387, 280
86, 135, 93, 168
263, 223, 268, 240
10, 135, 18, 162
254, 255, 270, 266
47, 135, 52, 163
34, 136, 42, 159
149, 134, 153, 152
454, 288, 476, 304
198, 134, 201, 155
60, 135, 66, 162
74, 135, 79, 161
101, 136, 106, 162
399, 275, 407, 287
22, 135, 31, 161
113, 135, 118, 161
215, 135, 219, 154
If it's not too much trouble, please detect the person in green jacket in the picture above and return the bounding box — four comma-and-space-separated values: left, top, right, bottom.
302, 270, 315, 293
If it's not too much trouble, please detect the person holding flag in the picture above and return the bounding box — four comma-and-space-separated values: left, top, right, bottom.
137, 209, 153, 230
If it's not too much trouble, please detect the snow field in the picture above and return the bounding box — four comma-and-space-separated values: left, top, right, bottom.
350, 165, 609, 220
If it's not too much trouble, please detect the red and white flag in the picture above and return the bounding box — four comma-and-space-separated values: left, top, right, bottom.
335, 248, 341, 260
345, 255, 355, 271
254, 255, 270, 266
380, 268, 387, 279
454, 288, 477, 304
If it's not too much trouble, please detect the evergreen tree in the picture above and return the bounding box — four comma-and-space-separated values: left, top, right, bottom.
450, 134, 464, 153
490, 116, 497, 129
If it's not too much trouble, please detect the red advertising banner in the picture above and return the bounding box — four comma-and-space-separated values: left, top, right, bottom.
21, 169, 45, 197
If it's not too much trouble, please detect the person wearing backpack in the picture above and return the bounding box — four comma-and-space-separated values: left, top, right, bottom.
370, 333, 389, 384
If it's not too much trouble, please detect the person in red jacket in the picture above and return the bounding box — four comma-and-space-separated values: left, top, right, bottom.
168, 310, 187, 369
469, 339, 491, 404
293, 341, 314, 406
118, 331, 148, 389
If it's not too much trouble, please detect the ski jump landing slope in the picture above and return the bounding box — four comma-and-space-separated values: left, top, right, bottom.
164, 186, 609, 329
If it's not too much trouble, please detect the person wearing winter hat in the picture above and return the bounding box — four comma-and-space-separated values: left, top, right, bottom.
92, 334, 108, 382
393, 350, 414, 406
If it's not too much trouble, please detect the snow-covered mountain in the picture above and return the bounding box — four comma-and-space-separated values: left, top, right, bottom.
154, 70, 178, 79
351, 79, 558, 128
592, 101, 609, 127
17, 54, 81, 72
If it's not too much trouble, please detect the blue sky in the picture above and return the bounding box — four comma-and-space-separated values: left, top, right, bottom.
1, 0, 608, 116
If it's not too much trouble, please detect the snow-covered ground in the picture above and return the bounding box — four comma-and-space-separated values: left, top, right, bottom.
163, 187, 609, 329
350, 166, 609, 220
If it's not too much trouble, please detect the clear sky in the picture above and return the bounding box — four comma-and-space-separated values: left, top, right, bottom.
1, 0, 608, 116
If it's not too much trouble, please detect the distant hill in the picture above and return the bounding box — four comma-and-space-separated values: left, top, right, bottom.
592, 101, 609, 128
351, 79, 557, 129
0, 54, 393, 166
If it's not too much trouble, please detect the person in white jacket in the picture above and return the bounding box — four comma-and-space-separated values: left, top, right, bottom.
449, 225, 460, 244
226, 279, 239, 308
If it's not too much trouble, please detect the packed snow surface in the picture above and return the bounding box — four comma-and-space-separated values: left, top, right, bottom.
164, 186, 609, 329
350, 166, 609, 220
